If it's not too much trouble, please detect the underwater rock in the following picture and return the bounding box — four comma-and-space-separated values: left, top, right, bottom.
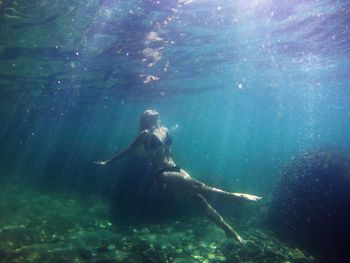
268, 149, 350, 261
111, 157, 190, 223
262, 246, 285, 262
173, 256, 194, 263
0, 248, 8, 260
101, 260, 121, 263
76, 247, 94, 260
128, 239, 168, 263
287, 248, 309, 263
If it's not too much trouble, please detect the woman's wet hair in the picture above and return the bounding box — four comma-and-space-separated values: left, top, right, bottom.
139, 110, 159, 131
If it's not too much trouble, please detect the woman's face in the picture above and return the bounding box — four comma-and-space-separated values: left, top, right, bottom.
150, 113, 160, 126
143, 110, 160, 127
149, 110, 159, 117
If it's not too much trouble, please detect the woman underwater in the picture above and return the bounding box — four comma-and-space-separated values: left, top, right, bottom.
95, 109, 261, 243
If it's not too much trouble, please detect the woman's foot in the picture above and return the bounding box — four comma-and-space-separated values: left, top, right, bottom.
236, 235, 247, 244
226, 230, 247, 244
224, 225, 247, 244
233, 193, 262, 201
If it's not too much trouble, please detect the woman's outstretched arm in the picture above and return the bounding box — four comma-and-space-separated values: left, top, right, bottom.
94, 131, 148, 165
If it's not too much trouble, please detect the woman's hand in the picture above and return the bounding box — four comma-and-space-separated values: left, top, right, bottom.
94, 161, 108, 165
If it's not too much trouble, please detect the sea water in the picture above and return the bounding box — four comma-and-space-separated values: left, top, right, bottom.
1, 0, 350, 262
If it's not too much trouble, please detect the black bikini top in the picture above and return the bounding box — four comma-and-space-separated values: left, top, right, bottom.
150, 130, 172, 149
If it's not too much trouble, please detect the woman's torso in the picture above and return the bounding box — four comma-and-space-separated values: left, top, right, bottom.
143, 127, 176, 172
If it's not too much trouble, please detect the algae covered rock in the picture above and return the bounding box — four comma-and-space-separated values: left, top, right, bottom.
268, 149, 350, 261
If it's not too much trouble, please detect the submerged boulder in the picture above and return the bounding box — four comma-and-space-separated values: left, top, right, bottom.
268, 149, 350, 261
110, 156, 189, 224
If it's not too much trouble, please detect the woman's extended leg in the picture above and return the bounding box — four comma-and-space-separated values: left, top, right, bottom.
193, 193, 246, 243
159, 169, 262, 202
158, 169, 261, 242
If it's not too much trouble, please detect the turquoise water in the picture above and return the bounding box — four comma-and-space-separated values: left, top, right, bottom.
1, 0, 350, 262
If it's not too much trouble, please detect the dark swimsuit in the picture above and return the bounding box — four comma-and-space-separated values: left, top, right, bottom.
150, 129, 173, 148
150, 130, 181, 182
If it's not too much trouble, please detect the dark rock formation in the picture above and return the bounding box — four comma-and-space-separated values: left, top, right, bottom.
110, 156, 189, 224
268, 149, 350, 262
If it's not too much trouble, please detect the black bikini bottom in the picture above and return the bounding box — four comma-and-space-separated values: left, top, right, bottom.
155, 166, 181, 182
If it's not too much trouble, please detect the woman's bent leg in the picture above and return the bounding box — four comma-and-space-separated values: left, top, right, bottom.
158, 170, 252, 243
193, 193, 246, 243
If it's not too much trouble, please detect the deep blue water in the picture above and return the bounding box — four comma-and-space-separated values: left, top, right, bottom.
1, 0, 350, 190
